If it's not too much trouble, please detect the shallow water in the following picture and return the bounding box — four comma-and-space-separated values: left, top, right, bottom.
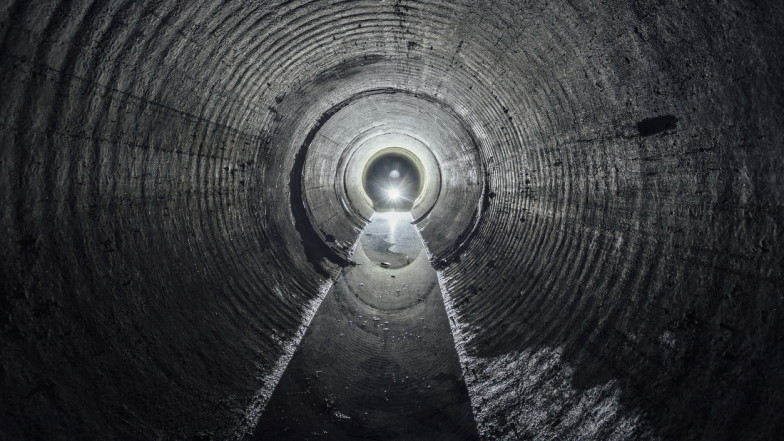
249, 212, 478, 440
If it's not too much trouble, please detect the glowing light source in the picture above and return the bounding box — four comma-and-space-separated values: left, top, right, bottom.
387, 188, 401, 200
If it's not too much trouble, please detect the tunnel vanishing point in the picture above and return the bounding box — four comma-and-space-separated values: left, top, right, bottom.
1, 1, 784, 440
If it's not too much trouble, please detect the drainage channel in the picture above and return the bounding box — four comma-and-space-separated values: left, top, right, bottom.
247, 211, 479, 440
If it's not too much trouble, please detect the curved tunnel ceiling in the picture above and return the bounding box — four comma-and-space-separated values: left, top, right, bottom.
1, 1, 783, 440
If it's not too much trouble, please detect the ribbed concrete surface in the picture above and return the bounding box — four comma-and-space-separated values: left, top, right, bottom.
1, 1, 783, 440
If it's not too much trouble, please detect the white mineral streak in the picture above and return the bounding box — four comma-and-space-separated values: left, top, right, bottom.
236, 228, 366, 439
234, 280, 334, 439
436, 272, 653, 441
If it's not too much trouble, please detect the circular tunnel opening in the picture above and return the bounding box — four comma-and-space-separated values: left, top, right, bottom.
362, 149, 424, 212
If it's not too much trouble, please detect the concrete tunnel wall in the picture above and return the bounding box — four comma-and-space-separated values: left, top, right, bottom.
301, 91, 483, 262
1, 0, 782, 440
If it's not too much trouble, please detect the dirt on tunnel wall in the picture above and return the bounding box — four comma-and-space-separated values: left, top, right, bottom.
1, 1, 783, 440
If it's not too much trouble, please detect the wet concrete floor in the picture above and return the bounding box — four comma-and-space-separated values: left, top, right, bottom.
249, 212, 479, 440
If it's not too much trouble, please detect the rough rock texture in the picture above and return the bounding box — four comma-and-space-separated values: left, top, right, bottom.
1, 1, 783, 440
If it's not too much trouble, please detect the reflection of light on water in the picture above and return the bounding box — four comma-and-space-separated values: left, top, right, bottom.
373, 211, 414, 244
389, 215, 397, 238
376, 211, 412, 223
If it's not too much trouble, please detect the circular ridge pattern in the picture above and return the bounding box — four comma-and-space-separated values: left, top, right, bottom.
1, 1, 783, 440
300, 89, 483, 265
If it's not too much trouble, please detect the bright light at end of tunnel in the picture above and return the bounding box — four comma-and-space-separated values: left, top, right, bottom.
387, 188, 401, 200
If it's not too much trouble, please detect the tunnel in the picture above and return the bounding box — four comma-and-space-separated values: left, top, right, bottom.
1, 0, 783, 440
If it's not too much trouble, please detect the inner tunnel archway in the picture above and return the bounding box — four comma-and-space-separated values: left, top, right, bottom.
362, 148, 424, 212
1, 1, 783, 441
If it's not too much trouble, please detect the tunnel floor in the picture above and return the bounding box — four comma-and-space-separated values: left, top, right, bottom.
248, 212, 479, 440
